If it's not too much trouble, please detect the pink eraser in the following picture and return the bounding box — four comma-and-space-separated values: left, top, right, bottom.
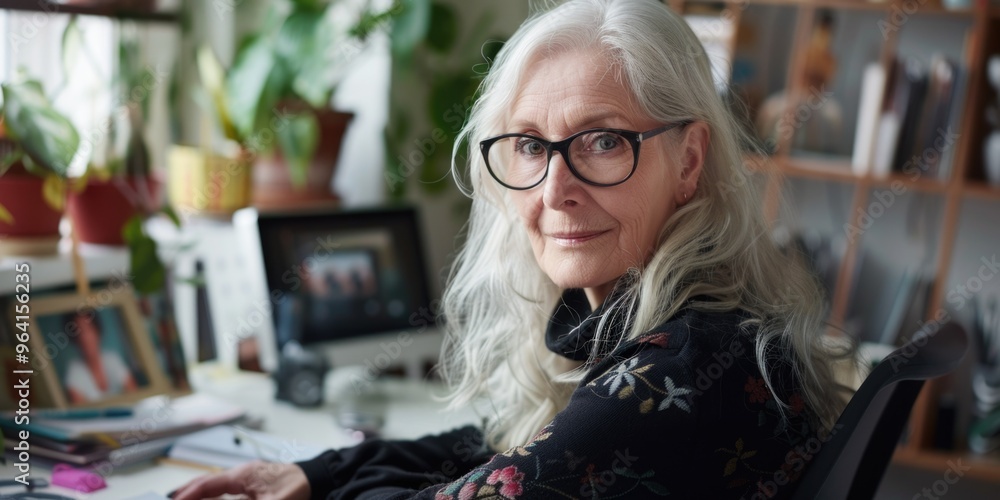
51, 463, 107, 493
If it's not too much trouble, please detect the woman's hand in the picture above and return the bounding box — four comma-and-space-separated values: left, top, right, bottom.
171, 461, 310, 500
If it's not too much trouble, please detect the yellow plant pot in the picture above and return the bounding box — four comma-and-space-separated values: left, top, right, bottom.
167, 145, 252, 216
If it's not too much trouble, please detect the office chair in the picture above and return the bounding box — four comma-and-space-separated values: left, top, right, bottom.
790, 322, 968, 500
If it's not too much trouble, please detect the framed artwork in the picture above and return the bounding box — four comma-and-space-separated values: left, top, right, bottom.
15, 287, 170, 409
136, 291, 191, 396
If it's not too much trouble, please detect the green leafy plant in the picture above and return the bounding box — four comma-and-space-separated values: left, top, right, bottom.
0, 77, 81, 222
384, 1, 505, 199
197, 0, 420, 187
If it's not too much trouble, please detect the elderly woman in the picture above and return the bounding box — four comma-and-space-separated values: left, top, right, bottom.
173, 0, 849, 498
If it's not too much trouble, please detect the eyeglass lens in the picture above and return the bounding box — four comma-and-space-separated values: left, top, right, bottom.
486, 131, 634, 188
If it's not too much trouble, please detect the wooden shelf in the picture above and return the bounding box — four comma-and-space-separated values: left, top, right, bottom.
0, 245, 129, 295
684, 0, 974, 13
781, 157, 860, 183
893, 448, 1000, 483
870, 173, 950, 194
0, 0, 178, 22
905, 4, 977, 18
963, 181, 1000, 200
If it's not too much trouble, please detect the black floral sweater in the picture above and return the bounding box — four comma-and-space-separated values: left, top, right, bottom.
297, 289, 820, 499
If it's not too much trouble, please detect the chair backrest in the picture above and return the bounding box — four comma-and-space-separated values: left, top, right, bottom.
790, 322, 968, 500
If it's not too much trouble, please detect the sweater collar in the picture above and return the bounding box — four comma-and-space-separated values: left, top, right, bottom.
545, 287, 631, 361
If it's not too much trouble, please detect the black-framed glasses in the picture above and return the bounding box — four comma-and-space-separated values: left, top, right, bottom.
480, 120, 691, 190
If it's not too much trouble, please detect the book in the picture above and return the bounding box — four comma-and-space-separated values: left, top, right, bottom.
851, 62, 888, 176
0, 393, 245, 444
890, 60, 929, 174
166, 426, 324, 469
3, 434, 176, 466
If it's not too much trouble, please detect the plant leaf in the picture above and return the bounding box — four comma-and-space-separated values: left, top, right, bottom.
197, 45, 240, 142
0, 146, 22, 175
288, 0, 323, 9
425, 2, 457, 53
284, 8, 335, 108
123, 215, 165, 295
0, 203, 13, 225
162, 204, 182, 228
42, 174, 66, 211
274, 111, 319, 189
390, 0, 430, 58
275, 8, 324, 77
1, 81, 79, 176
61, 17, 83, 87
226, 36, 287, 141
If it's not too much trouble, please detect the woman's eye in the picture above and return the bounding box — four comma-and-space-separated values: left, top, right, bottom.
516, 139, 545, 156
594, 134, 621, 151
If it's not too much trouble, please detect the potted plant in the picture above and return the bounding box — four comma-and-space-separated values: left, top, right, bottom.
68, 30, 164, 246
191, 0, 416, 209
0, 78, 80, 256
56, 22, 180, 295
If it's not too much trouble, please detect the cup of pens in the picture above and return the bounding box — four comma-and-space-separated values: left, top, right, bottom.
969, 293, 1000, 456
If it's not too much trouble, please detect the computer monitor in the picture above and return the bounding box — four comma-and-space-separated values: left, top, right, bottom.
235, 206, 441, 375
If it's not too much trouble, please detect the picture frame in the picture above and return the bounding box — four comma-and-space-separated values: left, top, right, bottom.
136, 290, 192, 397
17, 286, 171, 409
256, 207, 435, 349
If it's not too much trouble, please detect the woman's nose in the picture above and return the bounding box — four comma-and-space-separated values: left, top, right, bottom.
541, 152, 582, 208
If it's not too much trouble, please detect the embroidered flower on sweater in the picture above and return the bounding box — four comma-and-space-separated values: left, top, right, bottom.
745, 375, 772, 404
486, 466, 525, 498
658, 376, 693, 413
603, 357, 640, 394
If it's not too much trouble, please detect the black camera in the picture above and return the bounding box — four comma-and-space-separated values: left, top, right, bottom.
274, 341, 330, 407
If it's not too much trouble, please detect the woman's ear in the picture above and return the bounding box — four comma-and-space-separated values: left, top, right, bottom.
676, 121, 709, 205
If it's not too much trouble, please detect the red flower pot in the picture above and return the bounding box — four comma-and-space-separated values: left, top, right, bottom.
0, 173, 62, 238
67, 175, 162, 245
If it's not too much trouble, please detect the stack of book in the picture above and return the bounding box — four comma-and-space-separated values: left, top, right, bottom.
1, 393, 245, 467
853, 54, 968, 180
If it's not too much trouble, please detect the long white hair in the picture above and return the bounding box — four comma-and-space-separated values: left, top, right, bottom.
440, 0, 851, 452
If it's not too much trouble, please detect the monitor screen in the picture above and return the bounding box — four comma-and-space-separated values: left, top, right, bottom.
256, 206, 435, 349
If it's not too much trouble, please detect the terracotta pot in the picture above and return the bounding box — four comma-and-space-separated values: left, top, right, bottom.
0, 171, 62, 238
252, 107, 353, 210
67, 175, 162, 246
167, 145, 253, 216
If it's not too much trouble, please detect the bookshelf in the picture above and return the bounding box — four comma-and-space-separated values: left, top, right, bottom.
674, 0, 1000, 483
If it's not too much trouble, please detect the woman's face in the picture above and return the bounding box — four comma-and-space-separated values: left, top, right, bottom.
507, 49, 705, 308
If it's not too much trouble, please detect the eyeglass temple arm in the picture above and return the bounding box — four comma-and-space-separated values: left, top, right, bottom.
639, 120, 693, 142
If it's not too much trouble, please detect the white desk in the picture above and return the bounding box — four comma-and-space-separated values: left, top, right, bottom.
2, 367, 480, 500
